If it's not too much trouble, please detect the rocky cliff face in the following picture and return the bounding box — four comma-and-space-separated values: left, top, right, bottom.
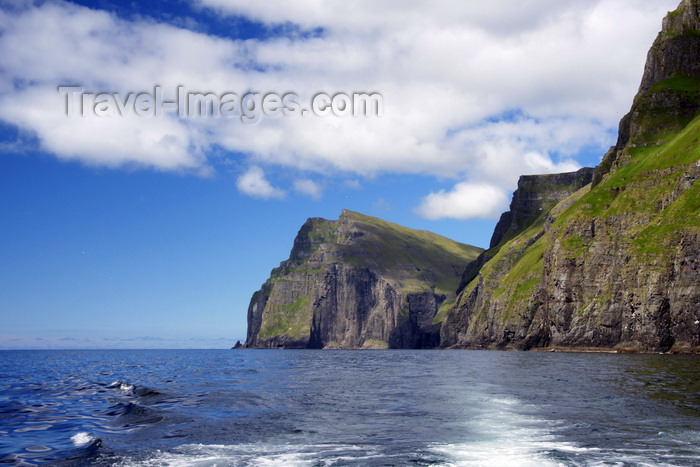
245, 210, 482, 349
242, 1, 698, 353
457, 167, 595, 296
594, 0, 700, 186
442, 0, 700, 354
489, 168, 596, 249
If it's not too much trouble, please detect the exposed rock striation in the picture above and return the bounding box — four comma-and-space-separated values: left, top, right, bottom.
244, 210, 482, 349
457, 168, 595, 296
442, 0, 700, 354
489, 168, 596, 249
594, 0, 700, 186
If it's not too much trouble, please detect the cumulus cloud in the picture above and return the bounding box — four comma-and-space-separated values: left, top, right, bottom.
414, 183, 509, 220
0, 0, 679, 214
236, 166, 285, 199
5, 87, 201, 171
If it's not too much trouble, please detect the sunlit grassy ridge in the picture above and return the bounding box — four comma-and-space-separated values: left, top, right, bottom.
454, 112, 699, 335
338, 211, 482, 295
256, 210, 483, 340
555, 113, 700, 232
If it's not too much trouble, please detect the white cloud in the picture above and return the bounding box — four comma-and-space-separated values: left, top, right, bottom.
4, 87, 202, 171
0, 0, 680, 215
293, 178, 322, 199
414, 182, 509, 220
236, 166, 285, 199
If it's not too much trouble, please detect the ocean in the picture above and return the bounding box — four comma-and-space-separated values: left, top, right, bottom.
0, 349, 697, 466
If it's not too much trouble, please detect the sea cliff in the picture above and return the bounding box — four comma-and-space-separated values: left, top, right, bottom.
244, 210, 482, 348
241, 0, 699, 353
442, 0, 700, 353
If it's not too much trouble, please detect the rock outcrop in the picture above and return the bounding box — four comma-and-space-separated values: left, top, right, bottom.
489, 168, 596, 249
244, 210, 482, 349
456, 168, 595, 296
594, 0, 700, 186
442, 0, 700, 354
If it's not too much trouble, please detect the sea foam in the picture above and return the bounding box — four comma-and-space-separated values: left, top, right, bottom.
70, 432, 94, 446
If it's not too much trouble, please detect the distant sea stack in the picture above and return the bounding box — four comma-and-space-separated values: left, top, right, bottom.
244, 210, 482, 349
442, 0, 699, 354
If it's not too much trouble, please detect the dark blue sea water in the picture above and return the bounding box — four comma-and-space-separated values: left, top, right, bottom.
0, 350, 697, 466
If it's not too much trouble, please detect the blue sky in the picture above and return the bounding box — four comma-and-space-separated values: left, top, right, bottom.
0, 0, 679, 348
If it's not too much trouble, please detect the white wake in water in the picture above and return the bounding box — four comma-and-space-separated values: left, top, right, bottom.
429, 395, 592, 467
115, 395, 584, 467
115, 394, 585, 466
118, 443, 387, 467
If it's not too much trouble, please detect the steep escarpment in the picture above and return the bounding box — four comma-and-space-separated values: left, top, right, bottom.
442, 0, 700, 353
489, 168, 596, 249
594, 0, 700, 186
456, 168, 595, 296
245, 210, 482, 349
242, 1, 698, 353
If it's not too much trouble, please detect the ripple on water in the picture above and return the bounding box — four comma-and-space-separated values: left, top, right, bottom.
13, 424, 53, 433
24, 445, 52, 453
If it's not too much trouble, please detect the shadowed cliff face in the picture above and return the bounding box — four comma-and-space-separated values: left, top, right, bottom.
245, 210, 482, 349
442, 0, 700, 354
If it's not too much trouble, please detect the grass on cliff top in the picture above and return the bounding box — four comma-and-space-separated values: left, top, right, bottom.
557, 113, 700, 223
342, 210, 481, 259
339, 210, 483, 295
553, 113, 700, 262
650, 74, 700, 94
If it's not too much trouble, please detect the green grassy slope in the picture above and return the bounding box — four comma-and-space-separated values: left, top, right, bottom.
254, 210, 483, 342
338, 210, 483, 296
447, 113, 699, 349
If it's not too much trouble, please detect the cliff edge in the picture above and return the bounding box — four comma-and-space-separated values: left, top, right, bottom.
245, 210, 482, 349
442, 0, 700, 353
